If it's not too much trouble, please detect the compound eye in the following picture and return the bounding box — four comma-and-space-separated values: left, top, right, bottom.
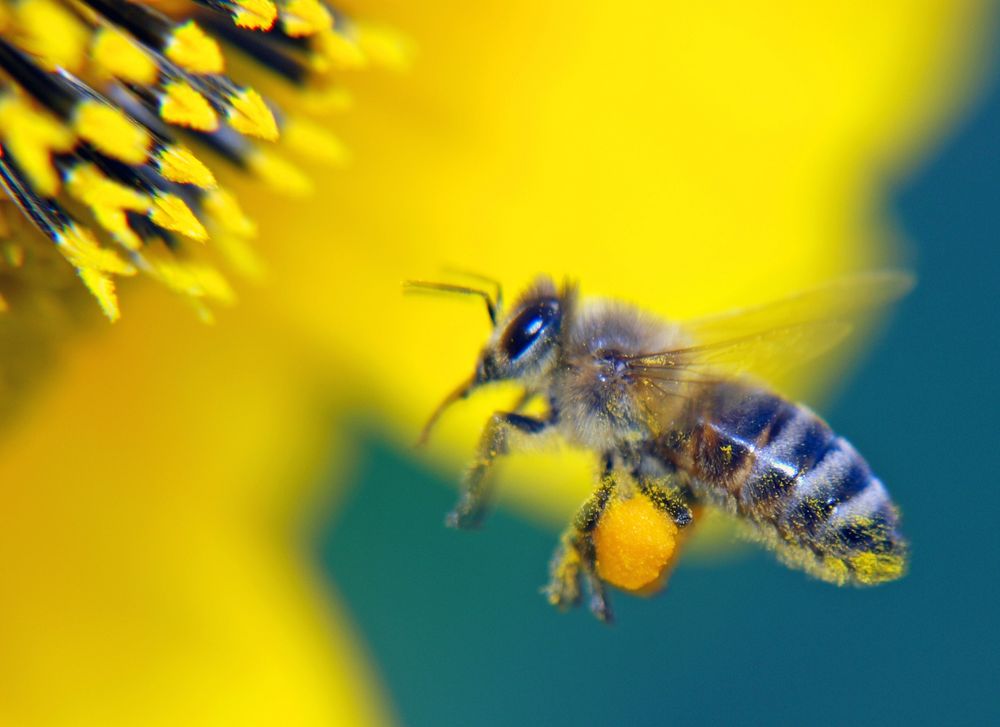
502, 299, 560, 361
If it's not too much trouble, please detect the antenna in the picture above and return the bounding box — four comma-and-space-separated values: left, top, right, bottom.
403, 280, 498, 324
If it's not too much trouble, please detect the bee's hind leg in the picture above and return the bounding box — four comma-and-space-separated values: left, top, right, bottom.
447, 411, 553, 529
636, 470, 696, 528
545, 474, 617, 623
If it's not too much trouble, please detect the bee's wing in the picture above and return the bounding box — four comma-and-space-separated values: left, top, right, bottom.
627, 320, 853, 385
681, 270, 912, 355
626, 270, 913, 400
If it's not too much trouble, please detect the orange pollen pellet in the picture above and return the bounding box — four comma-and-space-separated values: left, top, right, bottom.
593, 495, 679, 592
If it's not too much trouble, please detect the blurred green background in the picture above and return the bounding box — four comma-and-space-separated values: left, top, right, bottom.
318, 28, 1000, 727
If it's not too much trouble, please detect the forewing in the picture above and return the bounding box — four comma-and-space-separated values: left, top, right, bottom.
683, 271, 913, 350
629, 320, 852, 383
627, 271, 913, 414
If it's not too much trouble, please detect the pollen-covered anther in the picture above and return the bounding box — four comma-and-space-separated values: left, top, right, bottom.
73, 101, 151, 165
56, 222, 136, 275
0, 0, 398, 319
65, 163, 148, 250
156, 145, 217, 189
203, 187, 257, 238
160, 80, 219, 131
165, 20, 224, 75
247, 148, 312, 196
149, 192, 209, 242
312, 29, 368, 69
90, 26, 159, 85
225, 88, 279, 141
593, 496, 679, 592
13, 0, 88, 72
141, 247, 236, 303
279, 0, 332, 38
354, 20, 415, 72
232, 0, 278, 31
55, 222, 136, 321
282, 117, 348, 165
0, 95, 74, 197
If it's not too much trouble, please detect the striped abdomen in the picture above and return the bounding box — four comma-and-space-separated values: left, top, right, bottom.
657, 382, 907, 585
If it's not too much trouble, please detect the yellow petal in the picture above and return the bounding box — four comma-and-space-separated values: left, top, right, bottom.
0, 298, 393, 725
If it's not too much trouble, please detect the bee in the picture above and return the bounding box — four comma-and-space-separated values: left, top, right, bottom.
409, 272, 911, 622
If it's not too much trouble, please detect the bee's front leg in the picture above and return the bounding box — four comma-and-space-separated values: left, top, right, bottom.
545, 474, 617, 623
447, 411, 552, 529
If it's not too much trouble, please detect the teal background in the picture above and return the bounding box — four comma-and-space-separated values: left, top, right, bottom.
317, 39, 1000, 727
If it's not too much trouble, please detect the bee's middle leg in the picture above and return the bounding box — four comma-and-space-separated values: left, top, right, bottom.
446, 411, 552, 529
545, 474, 617, 623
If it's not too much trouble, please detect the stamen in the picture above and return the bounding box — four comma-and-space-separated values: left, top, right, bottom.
196, 0, 277, 31
155, 143, 216, 188
202, 187, 256, 238
197, 14, 309, 83
158, 79, 219, 131
222, 85, 278, 140
148, 190, 209, 241
245, 147, 311, 195
0, 148, 134, 320
278, 0, 331, 38
281, 116, 347, 165
0, 94, 74, 196
81, 0, 224, 74
63, 161, 148, 250
90, 26, 160, 85
0, 0, 405, 318
165, 19, 224, 74
73, 100, 152, 164
13, 0, 89, 72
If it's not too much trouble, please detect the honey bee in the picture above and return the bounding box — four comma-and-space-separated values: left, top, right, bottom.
409, 272, 911, 622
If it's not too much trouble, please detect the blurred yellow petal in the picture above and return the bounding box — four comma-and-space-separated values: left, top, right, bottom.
0, 299, 392, 725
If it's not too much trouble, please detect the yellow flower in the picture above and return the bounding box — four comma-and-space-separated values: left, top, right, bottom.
0, 0, 993, 725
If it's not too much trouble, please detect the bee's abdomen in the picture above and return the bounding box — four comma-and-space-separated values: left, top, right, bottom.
664, 383, 907, 585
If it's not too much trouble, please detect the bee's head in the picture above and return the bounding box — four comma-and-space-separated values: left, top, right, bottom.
407, 275, 572, 444
474, 277, 564, 385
